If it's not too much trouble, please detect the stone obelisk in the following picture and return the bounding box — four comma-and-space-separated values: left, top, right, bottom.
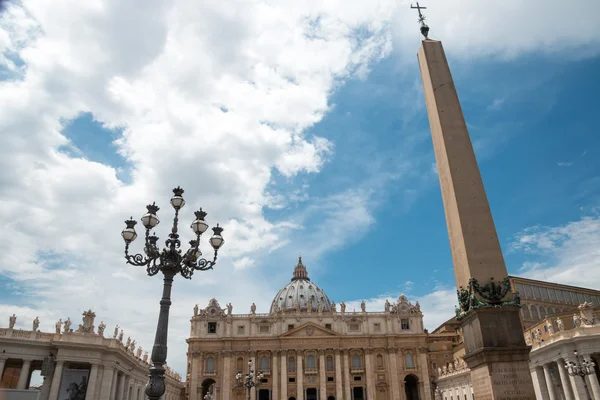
415, 11, 536, 400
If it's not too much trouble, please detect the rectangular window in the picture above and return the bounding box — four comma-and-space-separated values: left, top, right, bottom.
288, 324, 295, 331
515, 283, 524, 296
353, 376, 361, 381
207, 322, 217, 333
288, 377, 295, 383
259, 325, 270, 333
349, 323, 360, 331
532, 285, 541, 299
326, 357, 334, 371
401, 319, 410, 330
374, 323, 381, 332
523, 285, 533, 298
539, 287, 549, 300
325, 324, 332, 330
237, 325, 245, 334
327, 376, 334, 382
432, 362, 437, 369
548, 288, 557, 302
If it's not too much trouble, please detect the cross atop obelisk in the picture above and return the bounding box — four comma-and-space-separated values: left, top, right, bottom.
414, 5, 536, 400
410, 2, 430, 39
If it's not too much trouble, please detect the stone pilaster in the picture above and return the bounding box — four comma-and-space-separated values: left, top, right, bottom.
250, 351, 257, 400
297, 351, 304, 400
343, 351, 351, 400
319, 350, 327, 400
388, 348, 401, 400
272, 351, 279, 400
365, 350, 375, 400
334, 350, 343, 400
419, 349, 432, 400
280, 351, 288, 400
223, 351, 232, 400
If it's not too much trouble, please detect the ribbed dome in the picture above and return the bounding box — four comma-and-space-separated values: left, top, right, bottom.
270, 257, 332, 314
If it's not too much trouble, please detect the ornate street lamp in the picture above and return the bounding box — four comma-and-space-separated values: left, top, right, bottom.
121, 186, 224, 400
235, 360, 264, 400
565, 350, 596, 400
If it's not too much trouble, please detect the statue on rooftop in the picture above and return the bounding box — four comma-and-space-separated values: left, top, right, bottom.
9, 314, 16, 329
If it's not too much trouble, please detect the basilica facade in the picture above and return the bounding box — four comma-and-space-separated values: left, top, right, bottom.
186, 257, 432, 400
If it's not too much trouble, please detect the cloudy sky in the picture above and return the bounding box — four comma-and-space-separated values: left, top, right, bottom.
1, 0, 600, 380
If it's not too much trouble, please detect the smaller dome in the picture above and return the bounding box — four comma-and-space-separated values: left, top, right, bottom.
270, 257, 332, 314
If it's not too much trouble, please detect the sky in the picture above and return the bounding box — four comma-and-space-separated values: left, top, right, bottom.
1, 0, 600, 381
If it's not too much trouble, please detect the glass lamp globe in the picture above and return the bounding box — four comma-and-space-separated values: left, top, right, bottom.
121, 227, 137, 242
141, 212, 160, 229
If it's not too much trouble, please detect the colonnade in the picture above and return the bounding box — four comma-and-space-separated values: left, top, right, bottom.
531, 354, 600, 400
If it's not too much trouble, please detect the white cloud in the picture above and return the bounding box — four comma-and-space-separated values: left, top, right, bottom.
1, 0, 599, 380
511, 214, 600, 289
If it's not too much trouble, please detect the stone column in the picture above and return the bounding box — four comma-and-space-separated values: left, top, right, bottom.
556, 360, 575, 400
388, 349, 400, 400
543, 364, 557, 400
334, 350, 343, 400
365, 350, 375, 400
0, 358, 6, 379
343, 351, 351, 400
98, 366, 116, 400
17, 359, 32, 389
85, 364, 100, 400
532, 367, 550, 400
585, 372, 600, 400
419, 350, 432, 400
250, 351, 257, 400
418, 38, 535, 400
48, 360, 65, 400
191, 352, 204, 400
319, 351, 327, 400
121, 374, 131, 400
281, 351, 288, 400
223, 351, 232, 400
272, 351, 279, 400
297, 351, 304, 400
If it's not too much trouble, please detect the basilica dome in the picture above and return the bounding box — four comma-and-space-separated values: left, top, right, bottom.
270, 257, 332, 314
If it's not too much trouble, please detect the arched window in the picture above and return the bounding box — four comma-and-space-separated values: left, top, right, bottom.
405, 353, 414, 369
352, 354, 361, 369
260, 355, 269, 371
522, 305, 531, 319
547, 307, 554, 315
531, 305, 540, 321
307, 355, 316, 369
539, 306, 546, 318
206, 357, 215, 373
377, 354, 384, 368
289, 357, 295, 372
326, 356, 334, 371
237, 357, 244, 371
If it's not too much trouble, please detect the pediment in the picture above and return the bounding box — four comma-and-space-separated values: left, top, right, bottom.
279, 322, 340, 338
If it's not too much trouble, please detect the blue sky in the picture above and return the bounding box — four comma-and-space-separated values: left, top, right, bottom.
1, 0, 599, 378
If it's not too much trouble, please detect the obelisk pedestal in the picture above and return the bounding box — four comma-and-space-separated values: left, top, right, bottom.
417, 39, 535, 400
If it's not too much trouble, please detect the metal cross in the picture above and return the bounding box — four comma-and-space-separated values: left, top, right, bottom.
410, 2, 427, 24
410, 2, 430, 39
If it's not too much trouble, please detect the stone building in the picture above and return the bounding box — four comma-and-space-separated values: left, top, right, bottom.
510, 276, 600, 329
0, 309, 184, 400
431, 278, 600, 400
186, 257, 432, 400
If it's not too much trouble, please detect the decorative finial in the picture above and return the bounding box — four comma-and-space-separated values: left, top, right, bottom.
410, 2, 430, 39
292, 255, 309, 281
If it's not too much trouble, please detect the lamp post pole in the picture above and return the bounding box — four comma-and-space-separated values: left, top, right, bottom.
235, 360, 264, 400
565, 350, 596, 400
121, 186, 225, 400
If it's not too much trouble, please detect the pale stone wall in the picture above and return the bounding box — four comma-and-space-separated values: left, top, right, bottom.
0, 325, 184, 400
187, 297, 430, 400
